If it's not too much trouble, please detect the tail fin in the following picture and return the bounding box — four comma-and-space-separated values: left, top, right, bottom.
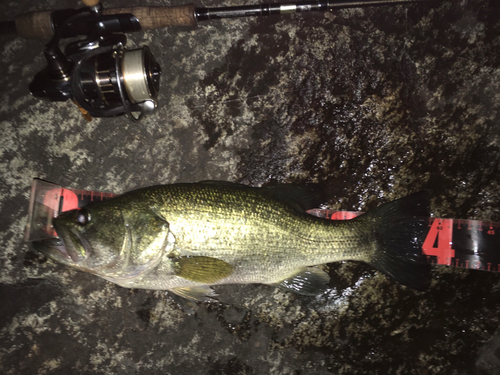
357, 192, 431, 291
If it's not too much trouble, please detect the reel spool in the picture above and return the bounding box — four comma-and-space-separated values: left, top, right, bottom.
70, 43, 161, 120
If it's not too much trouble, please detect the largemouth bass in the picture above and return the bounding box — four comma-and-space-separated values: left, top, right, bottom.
32, 181, 431, 301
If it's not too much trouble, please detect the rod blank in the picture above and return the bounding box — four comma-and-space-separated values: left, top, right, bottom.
196, 0, 425, 21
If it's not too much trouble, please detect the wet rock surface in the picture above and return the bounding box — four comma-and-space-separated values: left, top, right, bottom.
1, 0, 500, 374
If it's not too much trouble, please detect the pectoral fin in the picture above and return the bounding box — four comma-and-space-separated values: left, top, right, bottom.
173, 256, 234, 284
169, 286, 219, 302
277, 267, 330, 296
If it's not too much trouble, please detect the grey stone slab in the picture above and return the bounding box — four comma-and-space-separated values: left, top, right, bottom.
1, 0, 499, 374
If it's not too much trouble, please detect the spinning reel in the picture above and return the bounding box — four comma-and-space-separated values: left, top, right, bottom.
29, 0, 161, 121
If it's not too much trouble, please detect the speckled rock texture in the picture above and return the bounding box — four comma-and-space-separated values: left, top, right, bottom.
1, 0, 500, 374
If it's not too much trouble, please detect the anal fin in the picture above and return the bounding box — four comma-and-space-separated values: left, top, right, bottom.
277, 267, 330, 296
169, 286, 219, 302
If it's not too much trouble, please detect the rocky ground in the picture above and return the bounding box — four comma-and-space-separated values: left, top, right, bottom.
1, 0, 499, 374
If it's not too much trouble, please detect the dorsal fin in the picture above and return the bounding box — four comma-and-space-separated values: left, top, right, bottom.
198, 180, 325, 212
198, 180, 248, 187
262, 184, 325, 212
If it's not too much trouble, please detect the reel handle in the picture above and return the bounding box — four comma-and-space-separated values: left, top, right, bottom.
14, 4, 197, 39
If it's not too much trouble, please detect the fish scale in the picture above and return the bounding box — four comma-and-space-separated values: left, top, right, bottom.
156, 186, 364, 264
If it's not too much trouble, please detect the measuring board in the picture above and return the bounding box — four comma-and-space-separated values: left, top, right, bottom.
26, 179, 500, 273
308, 209, 500, 273
25, 179, 118, 242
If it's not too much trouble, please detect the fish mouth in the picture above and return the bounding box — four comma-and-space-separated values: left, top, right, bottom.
32, 222, 88, 265
31, 237, 74, 265
62, 228, 89, 263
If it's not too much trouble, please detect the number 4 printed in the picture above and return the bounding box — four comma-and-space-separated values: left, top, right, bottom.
422, 219, 455, 265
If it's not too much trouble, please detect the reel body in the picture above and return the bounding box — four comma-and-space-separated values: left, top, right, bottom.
28, 6, 161, 120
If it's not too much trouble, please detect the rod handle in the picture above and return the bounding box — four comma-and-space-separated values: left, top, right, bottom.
15, 11, 53, 39
14, 4, 197, 39
103, 5, 196, 30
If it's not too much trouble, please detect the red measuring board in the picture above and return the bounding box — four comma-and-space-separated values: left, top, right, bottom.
308, 209, 500, 273
422, 218, 500, 272
26, 179, 500, 272
58, 188, 118, 208
24, 179, 119, 242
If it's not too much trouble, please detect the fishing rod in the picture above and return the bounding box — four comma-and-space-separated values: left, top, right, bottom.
1, 0, 425, 121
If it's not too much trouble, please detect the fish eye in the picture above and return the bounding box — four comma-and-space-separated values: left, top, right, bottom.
75, 210, 90, 226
